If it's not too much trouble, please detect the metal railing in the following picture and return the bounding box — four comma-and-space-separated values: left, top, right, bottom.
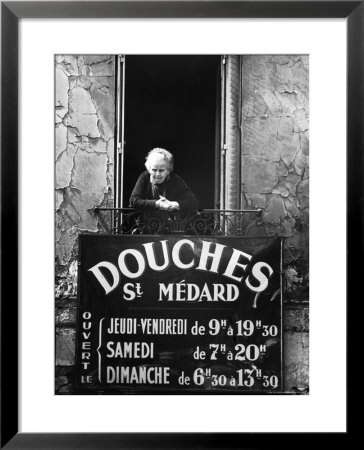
92, 207, 262, 236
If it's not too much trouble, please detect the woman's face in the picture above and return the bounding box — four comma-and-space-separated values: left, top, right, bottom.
148, 157, 169, 184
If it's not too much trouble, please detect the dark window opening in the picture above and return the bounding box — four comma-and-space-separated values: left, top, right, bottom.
122, 55, 221, 210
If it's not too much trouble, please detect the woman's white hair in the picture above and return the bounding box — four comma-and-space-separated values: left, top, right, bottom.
145, 148, 174, 171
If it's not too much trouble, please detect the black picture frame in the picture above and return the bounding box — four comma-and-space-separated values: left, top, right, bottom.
1, 1, 356, 448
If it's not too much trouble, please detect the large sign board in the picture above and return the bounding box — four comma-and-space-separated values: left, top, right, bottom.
75, 235, 283, 393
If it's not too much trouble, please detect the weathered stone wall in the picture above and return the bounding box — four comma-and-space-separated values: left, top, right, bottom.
55, 55, 115, 392
241, 55, 309, 392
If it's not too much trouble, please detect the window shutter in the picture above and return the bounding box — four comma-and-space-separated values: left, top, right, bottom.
219, 55, 242, 211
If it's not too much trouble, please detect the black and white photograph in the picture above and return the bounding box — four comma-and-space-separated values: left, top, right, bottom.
55, 54, 309, 395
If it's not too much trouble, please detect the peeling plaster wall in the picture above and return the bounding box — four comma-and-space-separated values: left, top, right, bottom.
241, 55, 309, 392
55, 55, 115, 392
55, 55, 115, 297
241, 55, 309, 299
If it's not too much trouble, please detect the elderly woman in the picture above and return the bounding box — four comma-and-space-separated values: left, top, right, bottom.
129, 148, 199, 215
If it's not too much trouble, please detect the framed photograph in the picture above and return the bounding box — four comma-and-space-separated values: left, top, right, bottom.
1, 0, 354, 447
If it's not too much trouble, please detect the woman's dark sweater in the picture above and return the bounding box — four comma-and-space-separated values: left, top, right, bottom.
129, 171, 199, 214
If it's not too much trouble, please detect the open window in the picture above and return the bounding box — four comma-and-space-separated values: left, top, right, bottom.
115, 55, 223, 211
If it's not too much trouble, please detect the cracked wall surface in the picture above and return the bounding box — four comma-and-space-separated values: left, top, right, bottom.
55, 55, 115, 298
240, 55, 309, 392
241, 55, 309, 302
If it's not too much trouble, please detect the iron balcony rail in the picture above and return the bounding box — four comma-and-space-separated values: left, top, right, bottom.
92, 207, 262, 236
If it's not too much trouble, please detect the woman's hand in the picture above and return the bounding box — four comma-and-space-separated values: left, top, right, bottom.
156, 197, 171, 210
168, 201, 180, 211
156, 197, 180, 211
